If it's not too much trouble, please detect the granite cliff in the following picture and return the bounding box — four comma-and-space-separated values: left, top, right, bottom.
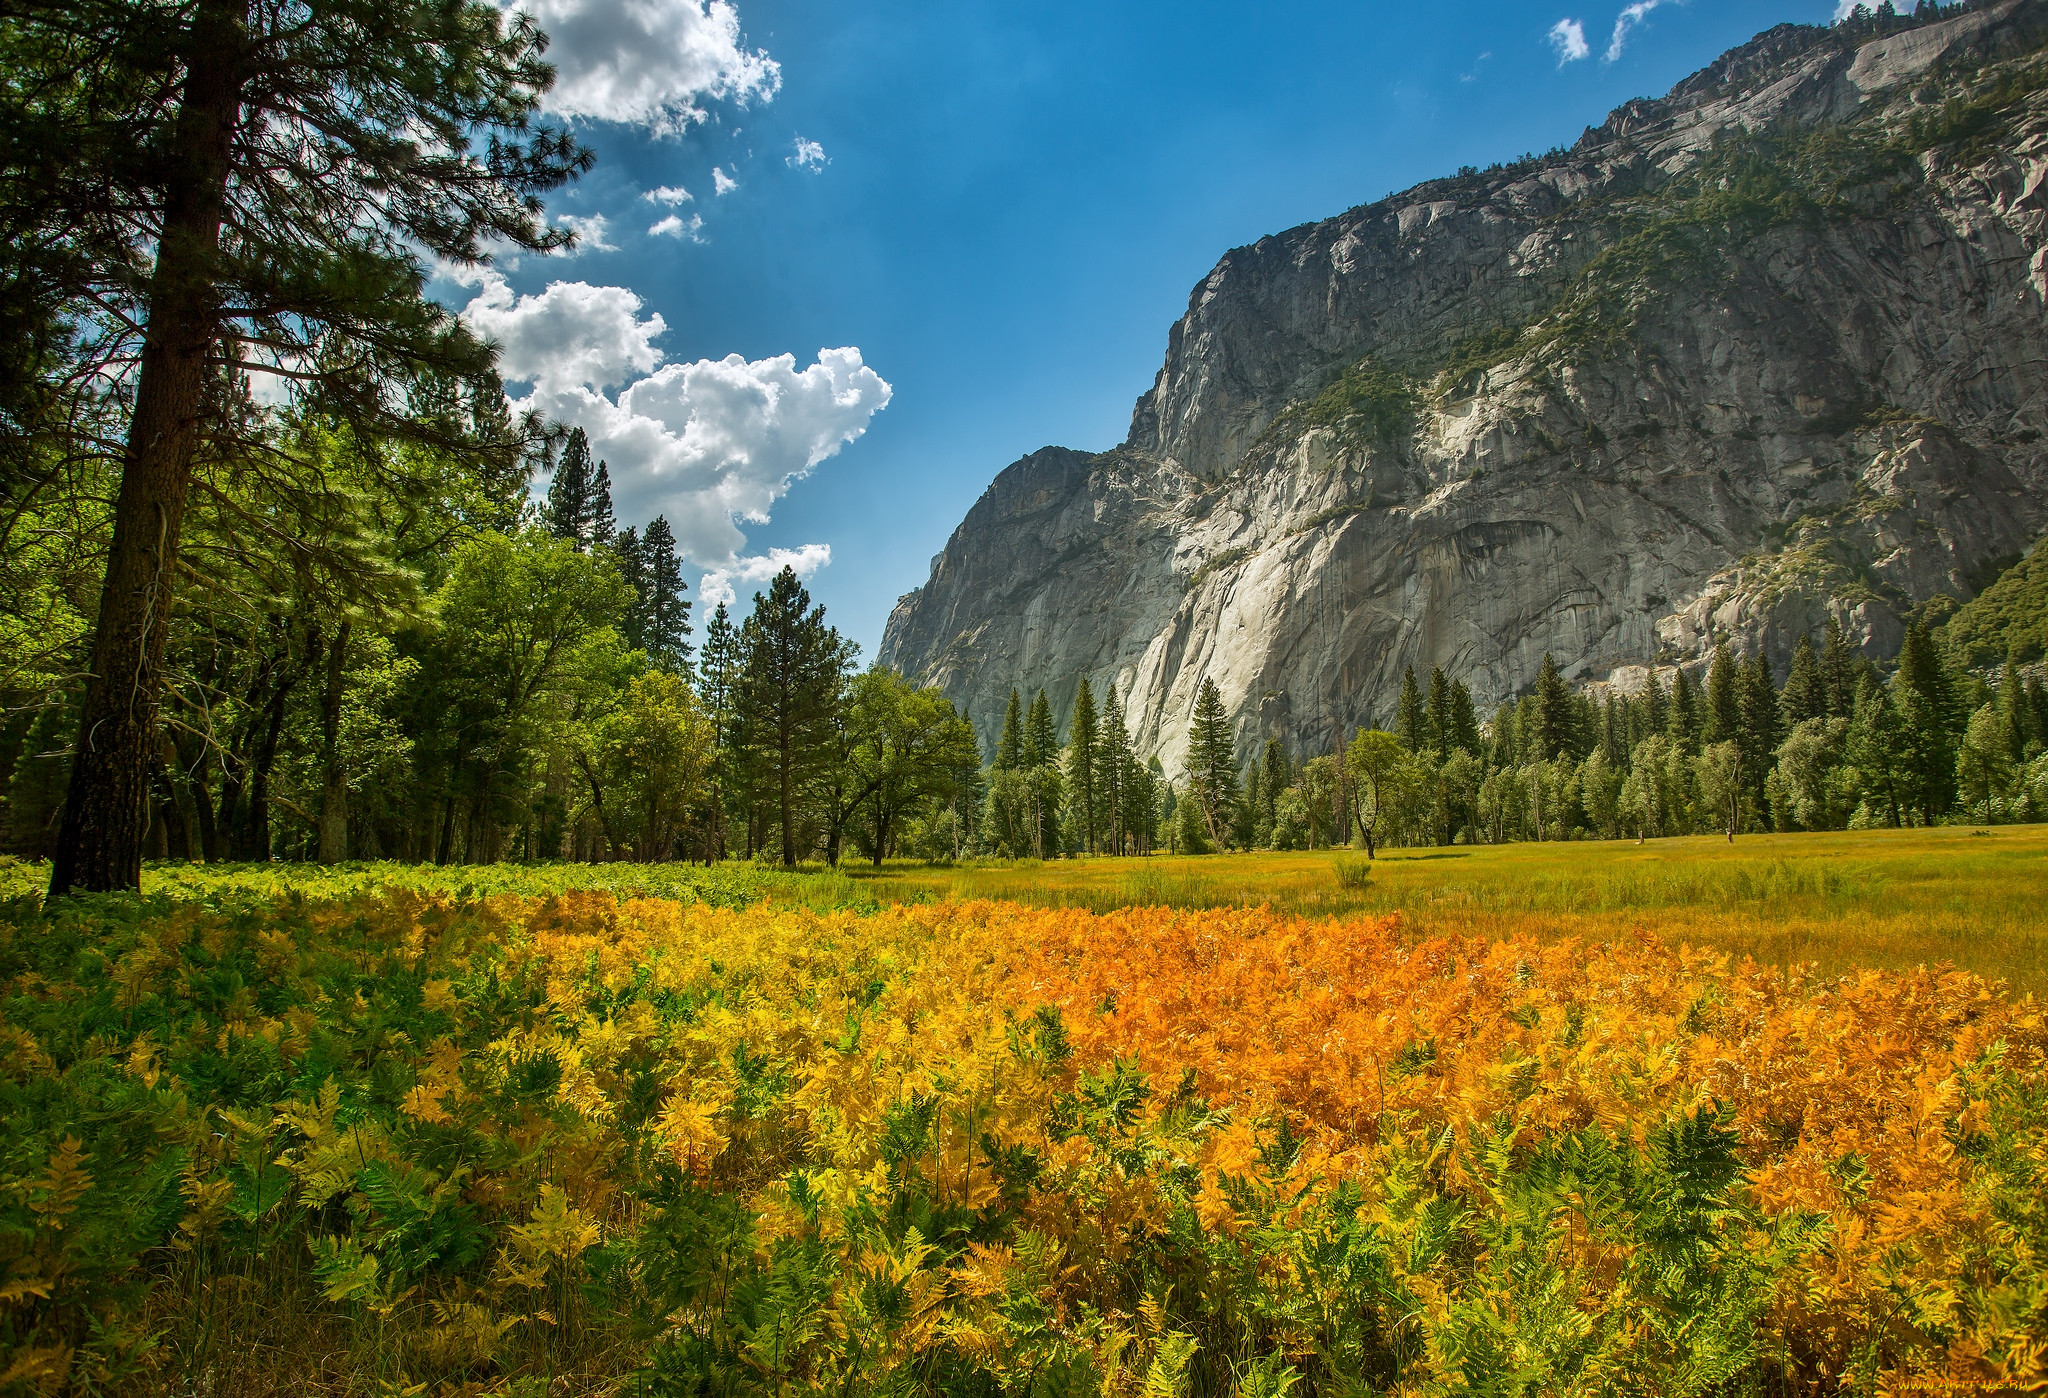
880, 0, 2048, 776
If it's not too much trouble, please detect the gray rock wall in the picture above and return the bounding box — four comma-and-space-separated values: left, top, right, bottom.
881, 0, 2048, 776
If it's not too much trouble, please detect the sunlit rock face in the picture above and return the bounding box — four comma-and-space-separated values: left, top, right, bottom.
881, 0, 2048, 774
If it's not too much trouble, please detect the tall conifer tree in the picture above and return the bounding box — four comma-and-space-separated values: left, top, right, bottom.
1668, 668, 1702, 756
1704, 643, 1740, 747
1738, 651, 1779, 818
1187, 678, 1239, 847
995, 690, 1025, 771
42, 0, 589, 892
546, 429, 595, 546
1396, 666, 1428, 751
1447, 678, 1481, 756
1067, 677, 1099, 853
612, 527, 647, 650
1025, 692, 1059, 769
696, 601, 742, 858
737, 567, 851, 866
1532, 653, 1575, 760
1781, 635, 1826, 726
588, 460, 617, 549
1821, 618, 1859, 717
1095, 690, 1133, 853
640, 516, 690, 671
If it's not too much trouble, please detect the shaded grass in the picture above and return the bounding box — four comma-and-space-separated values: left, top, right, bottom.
846, 826, 2048, 994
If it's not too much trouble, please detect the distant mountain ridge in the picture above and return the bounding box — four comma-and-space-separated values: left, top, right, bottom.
881, 0, 2048, 777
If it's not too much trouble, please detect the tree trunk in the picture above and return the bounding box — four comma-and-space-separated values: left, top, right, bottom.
243, 649, 299, 861
189, 747, 224, 862
48, 1, 245, 895
779, 723, 796, 868
317, 619, 351, 862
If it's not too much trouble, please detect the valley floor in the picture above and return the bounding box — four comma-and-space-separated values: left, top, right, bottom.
1, 829, 2044, 1393
848, 825, 2048, 993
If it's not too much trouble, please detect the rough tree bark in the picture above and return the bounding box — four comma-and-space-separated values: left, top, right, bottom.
49, 1, 246, 894
316, 619, 352, 862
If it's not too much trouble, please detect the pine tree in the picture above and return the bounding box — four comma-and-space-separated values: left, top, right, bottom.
1067, 677, 1099, 853
1532, 654, 1575, 760
1668, 668, 1702, 756
1600, 694, 1625, 767
1897, 622, 1960, 734
738, 567, 852, 867
1640, 670, 1669, 748
41, 0, 588, 893
1738, 651, 1779, 821
640, 517, 691, 671
547, 429, 596, 547
588, 460, 617, 550
1704, 643, 1740, 747
1095, 690, 1133, 853
1781, 635, 1826, 727
1848, 673, 1905, 827
1895, 623, 1957, 821
1425, 667, 1455, 756
995, 690, 1025, 771
1261, 739, 1291, 824
1822, 618, 1860, 717
1187, 678, 1239, 848
1999, 654, 2031, 764
1396, 666, 1428, 751
696, 602, 742, 858
1489, 701, 1520, 769
613, 527, 647, 650
951, 712, 987, 857
1025, 692, 1059, 769
1448, 678, 1482, 756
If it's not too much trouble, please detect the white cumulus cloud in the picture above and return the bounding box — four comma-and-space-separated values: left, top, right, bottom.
552, 211, 616, 253
644, 184, 694, 205
459, 273, 892, 563
1548, 17, 1590, 63
712, 166, 738, 195
649, 212, 705, 240
1605, 0, 1676, 61
787, 137, 827, 171
698, 544, 833, 609
462, 273, 664, 392
517, 0, 780, 131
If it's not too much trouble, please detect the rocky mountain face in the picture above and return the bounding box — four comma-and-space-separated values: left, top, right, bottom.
880, 0, 2048, 777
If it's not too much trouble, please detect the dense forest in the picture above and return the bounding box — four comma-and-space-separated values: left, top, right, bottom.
0, 0, 993, 883
970, 606, 2048, 861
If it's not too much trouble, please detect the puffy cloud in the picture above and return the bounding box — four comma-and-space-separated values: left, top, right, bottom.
552, 212, 616, 253
517, 0, 780, 131
787, 137, 828, 171
460, 274, 891, 563
644, 184, 694, 205
712, 166, 738, 195
461, 273, 664, 392
649, 212, 705, 240
698, 544, 833, 609
1548, 17, 1590, 63
1605, 0, 1675, 61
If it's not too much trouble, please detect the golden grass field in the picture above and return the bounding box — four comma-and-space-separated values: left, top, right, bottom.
846, 825, 2048, 994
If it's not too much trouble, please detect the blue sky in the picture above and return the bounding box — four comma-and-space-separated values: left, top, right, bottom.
456, 0, 1844, 658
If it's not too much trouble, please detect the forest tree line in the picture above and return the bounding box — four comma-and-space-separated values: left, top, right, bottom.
960, 616, 2048, 861
13, 468, 2048, 867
